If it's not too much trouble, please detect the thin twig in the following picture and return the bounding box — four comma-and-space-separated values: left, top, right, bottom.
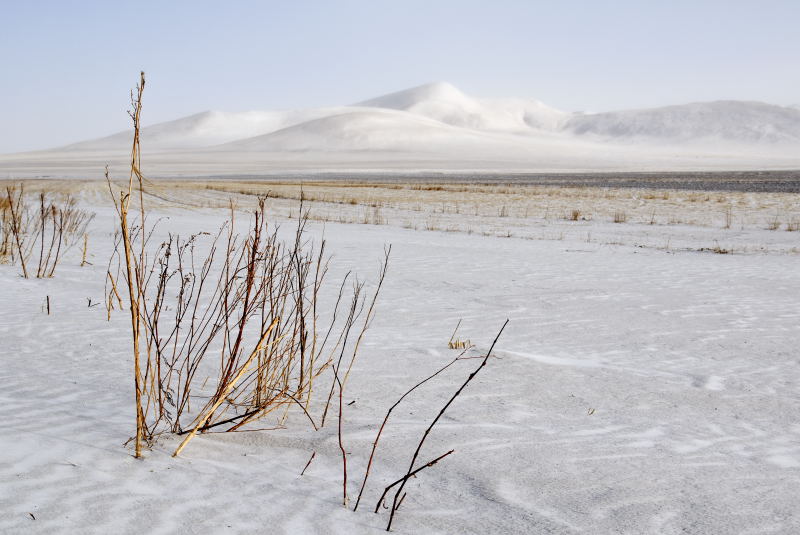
385, 319, 509, 531
374, 449, 455, 513
300, 451, 316, 476
354, 348, 468, 511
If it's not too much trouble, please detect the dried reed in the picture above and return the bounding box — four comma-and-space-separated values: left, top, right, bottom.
1, 185, 92, 277
108, 73, 390, 458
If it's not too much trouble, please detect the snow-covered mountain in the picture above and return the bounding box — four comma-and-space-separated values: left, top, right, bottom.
564, 101, 800, 145
62, 108, 341, 151
57, 82, 800, 153
217, 109, 495, 153
3, 82, 799, 176
356, 81, 567, 132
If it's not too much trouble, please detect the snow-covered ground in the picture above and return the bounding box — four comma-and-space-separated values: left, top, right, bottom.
1, 182, 799, 534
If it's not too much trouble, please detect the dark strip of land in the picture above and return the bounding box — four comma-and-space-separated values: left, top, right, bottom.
202, 170, 800, 193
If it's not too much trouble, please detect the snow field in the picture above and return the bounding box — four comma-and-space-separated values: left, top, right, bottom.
1, 182, 799, 533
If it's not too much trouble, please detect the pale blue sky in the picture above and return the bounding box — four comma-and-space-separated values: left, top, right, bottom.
2, 0, 798, 153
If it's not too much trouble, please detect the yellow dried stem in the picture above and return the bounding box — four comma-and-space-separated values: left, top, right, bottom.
107, 270, 124, 309
80, 233, 88, 266
172, 317, 280, 457
117, 71, 147, 458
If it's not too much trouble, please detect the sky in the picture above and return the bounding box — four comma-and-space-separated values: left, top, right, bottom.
1, 0, 798, 153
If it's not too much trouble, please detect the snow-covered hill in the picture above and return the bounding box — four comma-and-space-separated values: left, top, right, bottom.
57, 82, 800, 152
356, 82, 567, 132
565, 101, 800, 145
219, 109, 478, 152
2, 82, 799, 176
62, 108, 342, 151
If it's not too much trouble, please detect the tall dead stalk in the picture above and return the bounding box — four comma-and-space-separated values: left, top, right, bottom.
103, 71, 151, 457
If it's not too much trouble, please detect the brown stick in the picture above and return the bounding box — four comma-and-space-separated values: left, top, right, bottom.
81, 233, 89, 266
107, 271, 124, 309
447, 319, 462, 347
385, 319, 508, 531
172, 317, 279, 457
120, 189, 144, 457
374, 449, 455, 513
46, 208, 65, 277
354, 350, 466, 511
227, 388, 317, 432
37, 193, 45, 278
300, 451, 316, 476
337, 365, 348, 507
118, 71, 147, 457
6, 186, 28, 278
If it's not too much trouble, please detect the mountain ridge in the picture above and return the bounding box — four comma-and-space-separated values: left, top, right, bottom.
45, 82, 800, 155
3, 82, 798, 176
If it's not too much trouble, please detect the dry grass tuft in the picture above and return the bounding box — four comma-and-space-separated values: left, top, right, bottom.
362, 206, 386, 225
712, 241, 730, 254
447, 319, 471, 349
0, 184, 93, 276
767, 216, 781, 231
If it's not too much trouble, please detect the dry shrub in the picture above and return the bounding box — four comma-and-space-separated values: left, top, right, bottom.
110, 73, 389, 461
712, 241, 730, 254
446, 319, 470, 349
0, 193, 13, 262
613, 211, 627, 224
362, 206, 386, 225
109, 193, 388, 455
0, 185, 93, 276
767, 216, 781, 230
